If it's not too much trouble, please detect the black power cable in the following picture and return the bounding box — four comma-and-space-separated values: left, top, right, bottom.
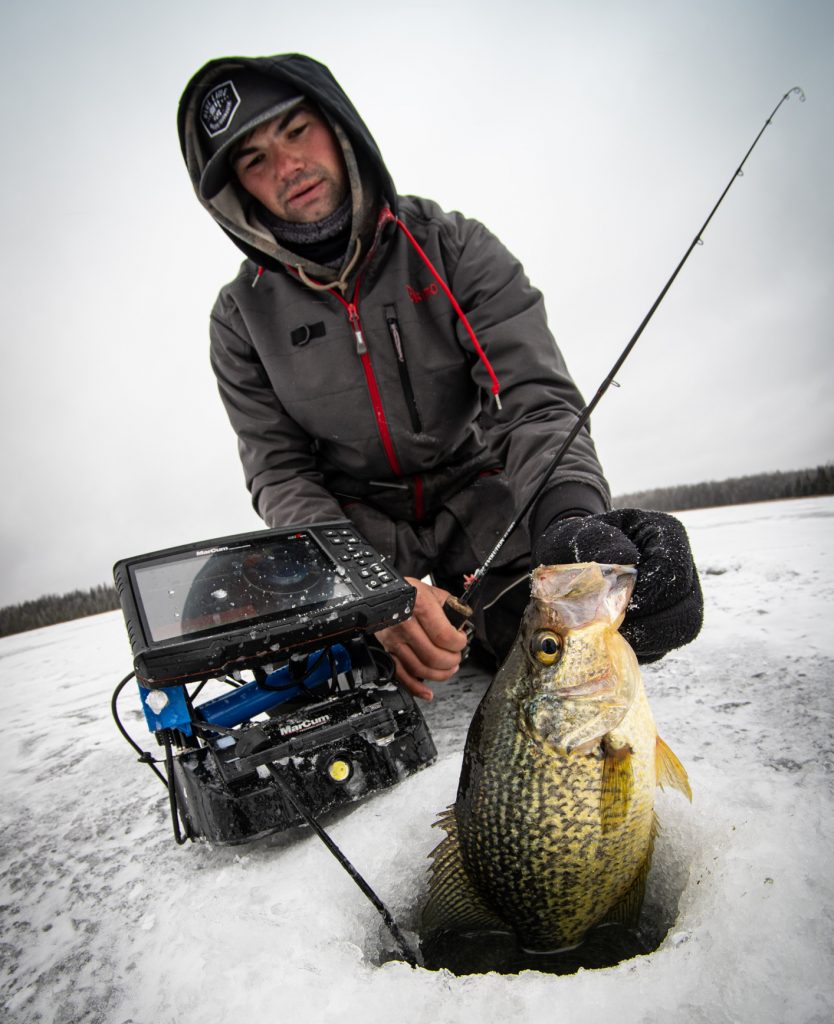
111, 672, 195, 839
162, 730, 192, 845
110, 671, 169, 788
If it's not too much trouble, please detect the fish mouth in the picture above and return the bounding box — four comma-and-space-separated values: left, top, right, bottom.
554, 673, 615, 700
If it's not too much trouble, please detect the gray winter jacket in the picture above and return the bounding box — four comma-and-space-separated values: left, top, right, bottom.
178, 54, 610, 578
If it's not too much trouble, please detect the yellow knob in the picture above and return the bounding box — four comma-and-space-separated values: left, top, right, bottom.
328, 759, 351, 782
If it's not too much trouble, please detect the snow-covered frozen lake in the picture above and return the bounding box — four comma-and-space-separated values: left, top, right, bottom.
1, 497, 832, 1023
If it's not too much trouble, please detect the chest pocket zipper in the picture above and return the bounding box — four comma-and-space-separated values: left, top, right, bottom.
385, 314, 423, 434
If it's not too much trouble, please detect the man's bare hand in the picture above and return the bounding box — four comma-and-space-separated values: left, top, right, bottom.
375, 577, 468, 701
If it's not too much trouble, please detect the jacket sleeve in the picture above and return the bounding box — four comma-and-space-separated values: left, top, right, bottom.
441, 211, 611, 530
209, 296, 345, 529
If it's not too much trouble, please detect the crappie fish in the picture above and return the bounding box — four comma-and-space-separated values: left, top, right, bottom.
421, 562, 691, 973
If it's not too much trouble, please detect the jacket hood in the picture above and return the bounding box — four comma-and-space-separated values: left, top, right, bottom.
178, 53, 398, 276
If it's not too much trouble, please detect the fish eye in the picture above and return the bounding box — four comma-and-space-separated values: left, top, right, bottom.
530, 630, 563, 665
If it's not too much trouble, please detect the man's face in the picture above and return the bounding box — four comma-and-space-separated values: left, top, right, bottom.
231, 104, 349, 223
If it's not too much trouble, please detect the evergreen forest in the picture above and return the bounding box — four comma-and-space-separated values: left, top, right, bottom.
2, 463, 831, 638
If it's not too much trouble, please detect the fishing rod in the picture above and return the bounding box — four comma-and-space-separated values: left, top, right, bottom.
303, 87, 804, 963
458, 85, 805, 611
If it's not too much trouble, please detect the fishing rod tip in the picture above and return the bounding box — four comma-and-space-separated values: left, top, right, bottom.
788, 86, 806, 102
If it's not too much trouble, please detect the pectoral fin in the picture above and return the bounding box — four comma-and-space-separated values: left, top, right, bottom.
421, 806, 506, 940
655, 735, 692, 800
600, 739, 634, 833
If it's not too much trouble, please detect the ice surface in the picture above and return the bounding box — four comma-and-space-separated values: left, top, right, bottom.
1, 497, 832, 1023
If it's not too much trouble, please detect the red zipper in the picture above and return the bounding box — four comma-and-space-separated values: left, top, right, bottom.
349, 300, 403, 477
283, 218, 404, 480
336, 294, 402, 477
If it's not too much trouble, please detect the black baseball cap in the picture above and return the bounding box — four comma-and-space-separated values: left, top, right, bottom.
198, 69, 303, 199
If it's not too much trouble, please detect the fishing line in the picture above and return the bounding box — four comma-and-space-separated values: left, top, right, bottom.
460, 86, 805, 609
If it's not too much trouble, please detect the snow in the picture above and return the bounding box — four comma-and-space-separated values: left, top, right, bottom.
1, 497, 832, 1023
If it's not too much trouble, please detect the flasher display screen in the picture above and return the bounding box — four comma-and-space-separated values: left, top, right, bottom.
132, 532, 356, 643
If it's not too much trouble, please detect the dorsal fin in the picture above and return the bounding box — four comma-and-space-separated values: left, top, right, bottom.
421, 806, 506, 941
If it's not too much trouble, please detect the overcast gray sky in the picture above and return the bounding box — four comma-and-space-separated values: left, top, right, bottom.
2, 0, 832, 606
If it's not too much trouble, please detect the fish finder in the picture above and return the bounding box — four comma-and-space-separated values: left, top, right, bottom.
111, 520, 436, 846
114, 521, 417, 686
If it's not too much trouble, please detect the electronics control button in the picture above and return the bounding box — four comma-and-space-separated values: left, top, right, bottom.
355, 558, 368, 566
330, 537, 343, 545
359, 569, 371, 579
369, 563, 383, 573
341, 554, 353, 562
366, 579, 381, 590
378, 573, 393, 583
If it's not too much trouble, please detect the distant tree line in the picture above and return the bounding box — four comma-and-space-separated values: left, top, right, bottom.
1, 464, 831, 638
0, 583, 120, 639
613, 463, 834, 512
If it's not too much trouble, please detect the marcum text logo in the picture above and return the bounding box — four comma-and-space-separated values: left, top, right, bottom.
278, 715, 330, 738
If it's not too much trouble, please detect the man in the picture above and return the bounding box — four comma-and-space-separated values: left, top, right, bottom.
178, 54, 703, 698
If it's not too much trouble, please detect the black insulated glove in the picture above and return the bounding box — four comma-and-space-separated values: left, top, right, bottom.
532, 508, 703, 663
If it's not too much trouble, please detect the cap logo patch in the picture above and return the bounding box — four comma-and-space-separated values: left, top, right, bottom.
200, 81, 241, 138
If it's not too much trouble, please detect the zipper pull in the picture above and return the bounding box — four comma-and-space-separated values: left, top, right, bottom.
347, 303, 367, 354
386, 317, 405, 362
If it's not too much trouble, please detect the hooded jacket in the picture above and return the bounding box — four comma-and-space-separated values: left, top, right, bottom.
178, 54, 610, 575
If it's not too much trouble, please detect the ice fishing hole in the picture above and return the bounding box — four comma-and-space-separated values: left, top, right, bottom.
367, 799, 694, 975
